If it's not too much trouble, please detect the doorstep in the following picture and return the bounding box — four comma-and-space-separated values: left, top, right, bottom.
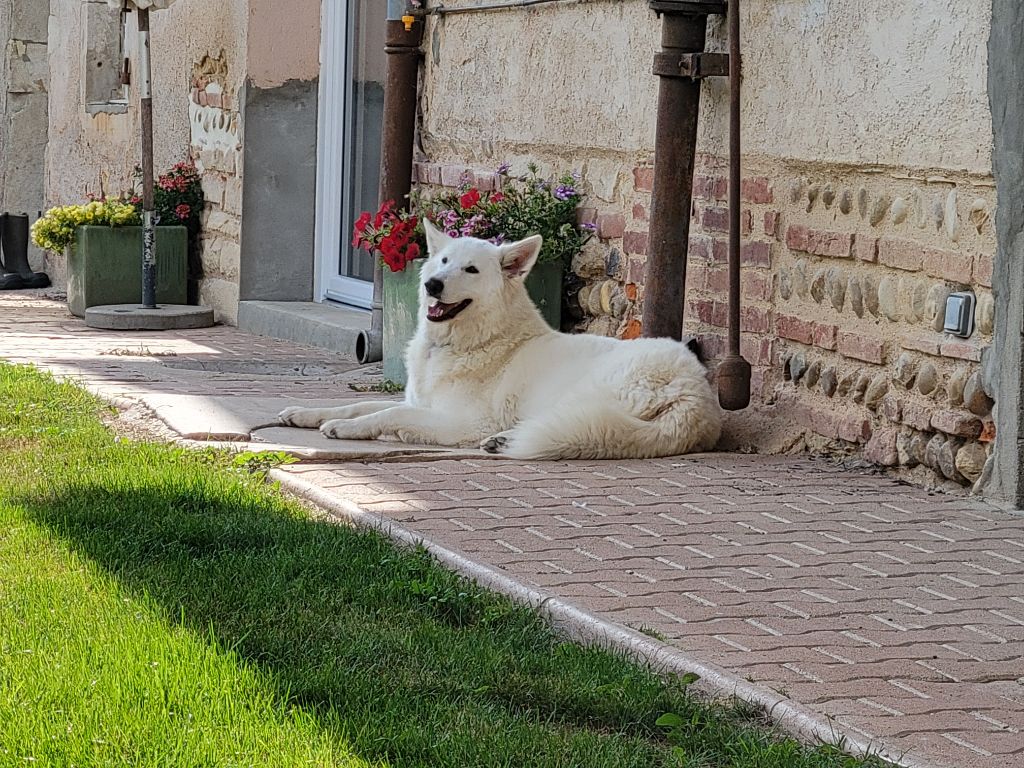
237, 300, 370, 356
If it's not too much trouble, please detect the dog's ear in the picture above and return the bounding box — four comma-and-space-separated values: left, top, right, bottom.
499, 235, 543, 279
423, 217, 453, 257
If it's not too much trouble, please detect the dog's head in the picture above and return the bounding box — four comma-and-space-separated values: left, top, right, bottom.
418, 218, 543, 325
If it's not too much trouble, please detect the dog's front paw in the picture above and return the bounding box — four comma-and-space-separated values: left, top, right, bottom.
320, 419, 365, 440
278, 406, 323, 429
481, 434, 509, 454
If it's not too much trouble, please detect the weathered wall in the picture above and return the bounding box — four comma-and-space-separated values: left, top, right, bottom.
986, 0, 1024, 507
416, 0, 998, 492
1, 0, 48, 272
45, 0, 248, 319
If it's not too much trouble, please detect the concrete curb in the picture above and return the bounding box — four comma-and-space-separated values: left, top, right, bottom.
272, 469, 946, 768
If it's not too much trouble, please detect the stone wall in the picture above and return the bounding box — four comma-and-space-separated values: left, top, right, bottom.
415, 0, 997, 490
190, 51, 244, 322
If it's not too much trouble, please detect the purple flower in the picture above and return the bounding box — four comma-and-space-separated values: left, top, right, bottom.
581, 222, 597, 232
459, 170, 473, 187
554, 184, 576, 201
489, 234, 506, 245
496, 162, 512, 175
571, 170, 582, 183
460, 213, 489, 237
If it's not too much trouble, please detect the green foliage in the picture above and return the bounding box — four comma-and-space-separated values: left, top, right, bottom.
413, 162, 594, 266
30, 199, 142, 254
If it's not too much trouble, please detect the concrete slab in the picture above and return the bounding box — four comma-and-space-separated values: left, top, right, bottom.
237, 300, 370, 356
251, 426, 494, 461
85, 304, 215, 330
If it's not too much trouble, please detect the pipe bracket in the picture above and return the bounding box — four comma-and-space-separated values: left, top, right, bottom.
653, 51, 729, 79
649, 0, 727, 15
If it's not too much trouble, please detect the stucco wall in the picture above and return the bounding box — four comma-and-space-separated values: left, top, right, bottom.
45, 0, 248, 318
2, 0, 48, 272
417, 0, 998, 491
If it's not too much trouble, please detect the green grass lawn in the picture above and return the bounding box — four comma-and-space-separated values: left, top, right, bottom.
0, 362, 892, 768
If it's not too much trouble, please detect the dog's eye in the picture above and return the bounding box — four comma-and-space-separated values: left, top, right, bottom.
464, 266, 479, 274
441, 257, 448, 264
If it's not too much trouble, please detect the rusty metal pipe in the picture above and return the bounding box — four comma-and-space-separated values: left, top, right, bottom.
717, 0, 752, 410
356, 12, 425, 365
641, 9, 710, 342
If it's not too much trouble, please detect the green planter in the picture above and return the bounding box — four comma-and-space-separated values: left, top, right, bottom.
383, 259, 563, 386
67, 225, 188, 318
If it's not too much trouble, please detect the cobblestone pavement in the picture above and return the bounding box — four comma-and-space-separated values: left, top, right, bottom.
4, 293, 1024, 768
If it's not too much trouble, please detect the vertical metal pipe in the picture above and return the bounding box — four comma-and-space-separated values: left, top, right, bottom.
716, 0, 752, 410
641, 12, 708, 341
137, 8, 157, 309
357, 7, 424, 364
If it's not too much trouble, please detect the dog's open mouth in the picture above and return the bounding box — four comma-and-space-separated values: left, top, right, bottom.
427, 299, 472, 322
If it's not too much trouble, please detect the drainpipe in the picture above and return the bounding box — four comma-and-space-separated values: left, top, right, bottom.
716, 0, 752, 410
641, 1, 723, 342
642, 0, 749, 411
356, 1, 425, 364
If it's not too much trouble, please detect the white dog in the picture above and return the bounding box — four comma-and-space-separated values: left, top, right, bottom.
279, 221, 722, 459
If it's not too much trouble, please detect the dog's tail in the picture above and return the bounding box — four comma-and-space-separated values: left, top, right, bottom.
685, 336, 705, 364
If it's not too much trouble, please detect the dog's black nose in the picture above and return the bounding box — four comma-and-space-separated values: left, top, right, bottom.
424, 278, 444, 298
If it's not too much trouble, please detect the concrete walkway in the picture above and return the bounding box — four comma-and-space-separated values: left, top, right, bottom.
3, 292, 1022, 768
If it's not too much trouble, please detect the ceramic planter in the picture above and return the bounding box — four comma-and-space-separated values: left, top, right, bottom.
67, 225, 188, 317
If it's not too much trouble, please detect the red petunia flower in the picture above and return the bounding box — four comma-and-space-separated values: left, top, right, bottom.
460, 189, 481, 209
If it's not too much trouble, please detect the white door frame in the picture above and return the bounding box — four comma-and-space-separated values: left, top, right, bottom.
314, 0, 373, 308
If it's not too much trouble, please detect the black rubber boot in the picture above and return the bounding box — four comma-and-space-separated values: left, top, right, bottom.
0, 213, 49, 290
0, 214, 25, 290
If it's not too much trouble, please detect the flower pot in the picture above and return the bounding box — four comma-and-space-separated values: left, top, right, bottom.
382, 258, 564, 386
67, 225, 188, 318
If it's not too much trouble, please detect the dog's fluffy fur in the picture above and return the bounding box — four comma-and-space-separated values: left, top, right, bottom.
279, 222, 722, 459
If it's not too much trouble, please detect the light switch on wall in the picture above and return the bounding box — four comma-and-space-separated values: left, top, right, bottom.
944, 292, 975, 338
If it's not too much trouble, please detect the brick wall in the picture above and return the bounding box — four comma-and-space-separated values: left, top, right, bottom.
676, 159, 996, 490
414, 156, 997, 490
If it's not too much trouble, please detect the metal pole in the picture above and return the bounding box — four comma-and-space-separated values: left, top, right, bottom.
641, 10, 709, 341
357, 3, 423, 364
137, 7, 157, 309
716, 0, 752, 410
